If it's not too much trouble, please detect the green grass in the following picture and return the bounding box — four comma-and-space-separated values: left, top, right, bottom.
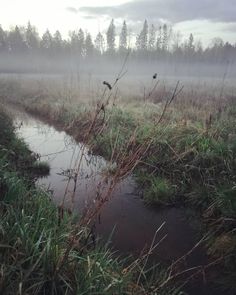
215, 185, 236, 218
0, 171, 133, 294
145, 177, 174, 205
0, 108, 135, 294
137, 174, 175, 205
0, 107, 49, 180
0, 107, 130, 294
0, 78, 236, 292
0, 80, 235, 209
0, 105, 183, 294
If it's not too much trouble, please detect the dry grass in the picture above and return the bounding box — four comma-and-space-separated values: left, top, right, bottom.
0, 73, 236, 292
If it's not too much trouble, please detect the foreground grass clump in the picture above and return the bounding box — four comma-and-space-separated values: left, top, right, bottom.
0, 172, 132, 294
137, 175, 174, 205
0, 107, 50, 179
0, 175, 181, 294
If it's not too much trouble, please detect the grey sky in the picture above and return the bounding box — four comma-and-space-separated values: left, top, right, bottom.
0, 0, 235, 45
78, 0, 236, 45
79, 0, 236, 23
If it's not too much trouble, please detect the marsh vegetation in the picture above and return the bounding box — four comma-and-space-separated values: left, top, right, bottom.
0, 69, 235, 294
0, 19, 236, 295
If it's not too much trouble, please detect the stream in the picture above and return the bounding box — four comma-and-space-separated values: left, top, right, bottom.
8, 106, 220, 295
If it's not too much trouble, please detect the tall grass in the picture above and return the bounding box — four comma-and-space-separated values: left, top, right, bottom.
0, 171, 132, 294
0, 105, 185, 294
0, 75, 236, 292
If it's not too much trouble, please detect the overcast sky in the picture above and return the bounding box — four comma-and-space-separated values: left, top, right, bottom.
0, 0, 235, 46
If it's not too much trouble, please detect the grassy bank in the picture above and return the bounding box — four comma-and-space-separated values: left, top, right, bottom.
1, 78, 234, 207
0, 77, 236, 292
0, 106, 182, 294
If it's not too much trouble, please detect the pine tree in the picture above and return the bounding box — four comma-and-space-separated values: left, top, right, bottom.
148, 24, 156, 51
172, 31, 182, 51
25, 22, 39, 51
52, 30, 63, 54
156, 26, 162, 51
85, 33, 94, 58
136, 20, 148, 51
119, 21, 127, 52
106, 19, 116, 53
184, 33, 195, 59
162, 24, 168, 51
40, 29, 53, 52
172, 31, 183, 59
95, 32, 105, 54
195, 40, 203, 60
0, 25, 7, 52
188, 33, 194, 51
8, 26, 26, 53
69, 29, 84, 57
78, 29, 85, 57
70, 30, 79, 54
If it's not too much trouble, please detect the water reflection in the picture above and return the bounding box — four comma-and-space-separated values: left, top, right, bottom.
11, 108, 205, 265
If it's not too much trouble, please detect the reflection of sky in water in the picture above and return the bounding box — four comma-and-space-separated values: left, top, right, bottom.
15, 112, 106, 210
12, 108, 205, 268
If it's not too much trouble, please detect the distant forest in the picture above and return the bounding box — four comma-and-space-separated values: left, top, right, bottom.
0, 20, 235, 74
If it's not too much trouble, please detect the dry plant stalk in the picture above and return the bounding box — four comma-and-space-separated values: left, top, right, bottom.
55, 60, 184, 285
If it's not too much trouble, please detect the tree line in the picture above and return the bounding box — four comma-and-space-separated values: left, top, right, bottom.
0, 20, 235, 64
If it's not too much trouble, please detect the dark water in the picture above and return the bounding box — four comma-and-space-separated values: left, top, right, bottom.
9, 107, 223, 295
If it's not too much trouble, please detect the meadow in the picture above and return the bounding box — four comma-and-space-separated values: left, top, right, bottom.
0, 73, 235, 293
1, 105, 186, 295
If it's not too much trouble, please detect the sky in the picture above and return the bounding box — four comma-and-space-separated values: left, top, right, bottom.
0, 0, 235, 46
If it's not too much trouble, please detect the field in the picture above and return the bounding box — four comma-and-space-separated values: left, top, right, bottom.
0, 72, 236, 293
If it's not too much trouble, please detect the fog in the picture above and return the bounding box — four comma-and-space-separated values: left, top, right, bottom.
0, 21, 235, 96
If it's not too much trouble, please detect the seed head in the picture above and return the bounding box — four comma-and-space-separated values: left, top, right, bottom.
103, 81, 112, 90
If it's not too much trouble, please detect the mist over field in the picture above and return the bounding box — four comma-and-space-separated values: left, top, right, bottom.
0, 20, 235, 80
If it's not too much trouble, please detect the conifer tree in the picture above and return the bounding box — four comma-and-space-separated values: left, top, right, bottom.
78, 29, 85, 57
25, 22, 39, 51
148, 24, 156, 51
119, 20, 128, 52
95, 32, 105, 54
40, 29, 53, 51
8, 26, 26, 52
106, 19, 116, 53
0, 25, 8, 52
136, 20, 148, 51
85, 33, 94, 57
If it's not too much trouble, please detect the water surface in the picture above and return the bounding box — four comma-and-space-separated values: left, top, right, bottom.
9, 107, 219, 294
12, 108, 202, 261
